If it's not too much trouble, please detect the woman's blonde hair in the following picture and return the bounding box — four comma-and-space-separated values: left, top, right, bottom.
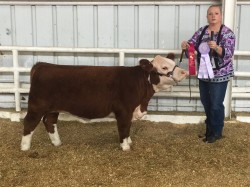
207, 5, 222, 15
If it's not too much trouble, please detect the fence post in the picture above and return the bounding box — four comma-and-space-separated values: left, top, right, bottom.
222, 0, 237, 118
13, 49, 21, 111
119, 52, 125, 66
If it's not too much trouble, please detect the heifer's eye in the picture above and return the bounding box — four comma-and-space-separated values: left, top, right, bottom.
162, 67, 168, 70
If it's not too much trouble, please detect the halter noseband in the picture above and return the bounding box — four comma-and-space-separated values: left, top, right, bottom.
156, 65, 178, 78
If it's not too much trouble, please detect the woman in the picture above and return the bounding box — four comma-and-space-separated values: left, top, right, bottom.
181, 5, 235, 143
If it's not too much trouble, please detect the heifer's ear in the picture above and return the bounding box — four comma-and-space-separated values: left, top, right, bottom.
139, 59, 153, 72
166, 53, 175, 61
149, 72, 160, 85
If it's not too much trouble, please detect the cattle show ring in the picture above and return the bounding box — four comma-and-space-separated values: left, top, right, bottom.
0, 0, 250, 187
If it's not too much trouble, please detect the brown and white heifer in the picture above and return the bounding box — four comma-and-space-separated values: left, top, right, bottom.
21, 55, 188, 151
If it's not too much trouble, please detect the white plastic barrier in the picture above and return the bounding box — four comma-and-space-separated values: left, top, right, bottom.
0, 46, 250, 113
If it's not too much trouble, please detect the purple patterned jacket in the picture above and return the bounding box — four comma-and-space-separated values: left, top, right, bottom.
188, 25, 235, 82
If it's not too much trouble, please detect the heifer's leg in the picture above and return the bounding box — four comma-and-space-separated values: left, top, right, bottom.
42, 112, 62, 147
116, 113, 133, 151
21, 111, 43, 151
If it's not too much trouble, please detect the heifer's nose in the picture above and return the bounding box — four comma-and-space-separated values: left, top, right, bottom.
181, 70, 189, 76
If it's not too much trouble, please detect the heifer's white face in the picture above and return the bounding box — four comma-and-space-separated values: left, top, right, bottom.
151, 55, 175, 75
131, 55, 188, 122
151, 55, 188, 82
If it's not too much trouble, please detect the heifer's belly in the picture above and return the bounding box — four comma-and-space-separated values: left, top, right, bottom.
29, 91, 114, 119
61, 105, 113, 119
59, 111, 116, 121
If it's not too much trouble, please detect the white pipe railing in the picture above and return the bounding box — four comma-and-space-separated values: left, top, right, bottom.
1, 0, 249, 6
1, 46, 249, 55
0, 46, 181, 54
12, 50, 21, 111
0, 46, 250, 112
0, 1, 221, 6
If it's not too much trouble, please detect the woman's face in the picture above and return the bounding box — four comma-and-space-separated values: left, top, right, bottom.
207, 6, 222, 25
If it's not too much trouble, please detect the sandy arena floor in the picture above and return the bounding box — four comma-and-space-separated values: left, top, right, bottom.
0, 118, 249, 187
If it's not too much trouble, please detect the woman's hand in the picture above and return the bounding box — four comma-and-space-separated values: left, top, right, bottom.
181, 41, 190, 50
208, 41, 218, 50
208, 41, 221, 55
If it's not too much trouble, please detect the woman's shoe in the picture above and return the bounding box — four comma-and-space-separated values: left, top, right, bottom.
206, 135, 222, 143
198, 134, 206, 138
198, 131, 212, 139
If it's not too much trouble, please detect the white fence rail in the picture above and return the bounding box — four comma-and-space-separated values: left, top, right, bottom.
0, 46, 250, 112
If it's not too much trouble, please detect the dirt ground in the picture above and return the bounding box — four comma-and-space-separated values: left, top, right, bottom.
0, 118, 249, 187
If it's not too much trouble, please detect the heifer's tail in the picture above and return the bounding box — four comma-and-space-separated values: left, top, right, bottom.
30, 62, 51, 83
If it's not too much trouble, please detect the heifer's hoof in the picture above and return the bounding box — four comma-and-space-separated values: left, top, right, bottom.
52, 140, 62, 147
127, 136, 132, 145
21, 133, 33, 151
48, 125, 62, 146
121, 144, 131, 151
120, 137, 131, 151
21, 141, 30, 151
21, 142, 31, 151
49, 135, 62, 146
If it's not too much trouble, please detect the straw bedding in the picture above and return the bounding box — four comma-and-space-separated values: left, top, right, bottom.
0, 118, 249, 187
